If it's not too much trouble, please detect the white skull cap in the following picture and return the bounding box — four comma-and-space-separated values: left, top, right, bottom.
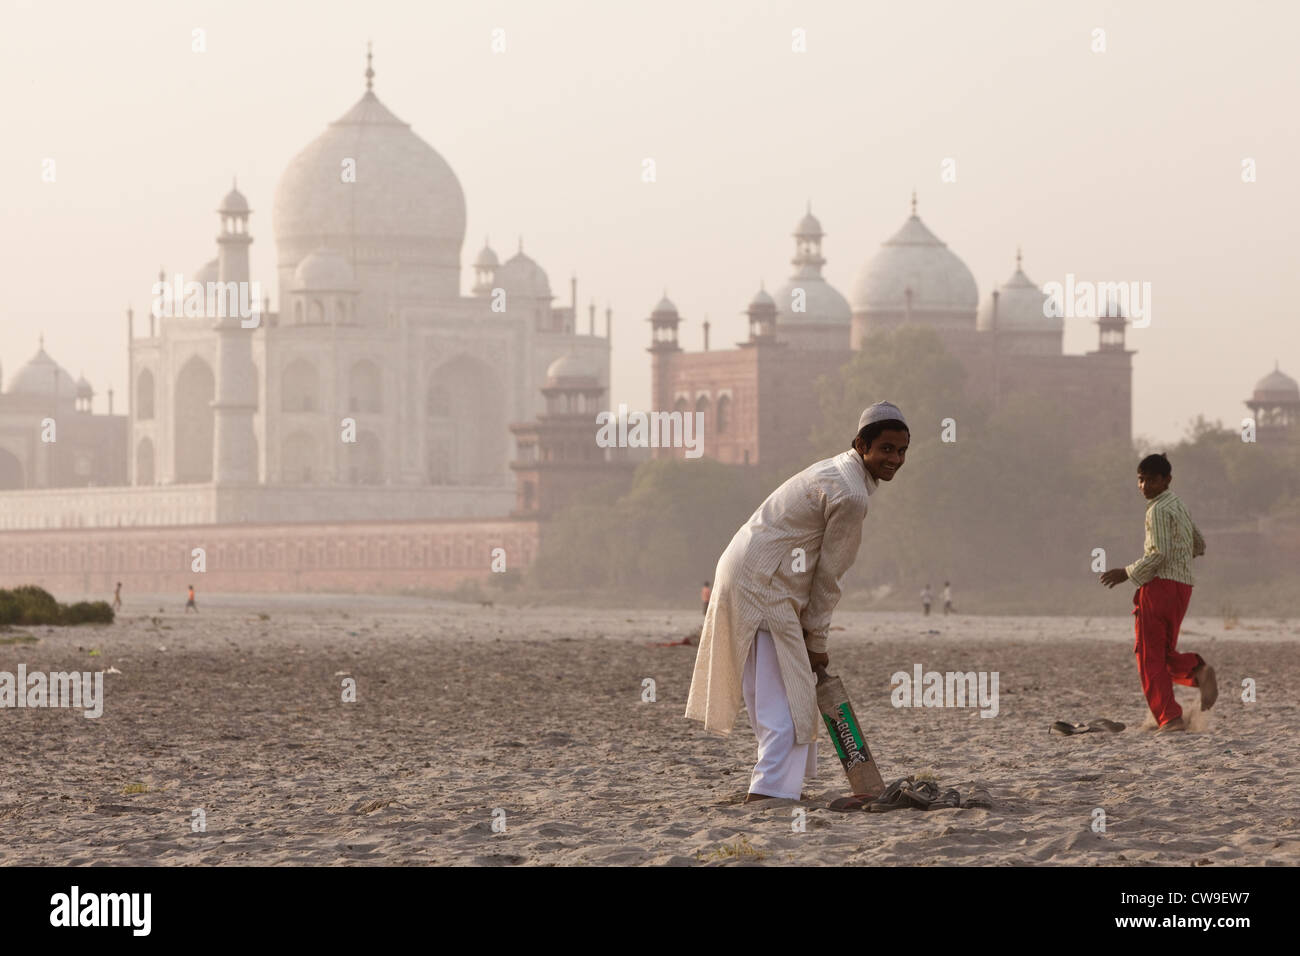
858, 401, 908, 431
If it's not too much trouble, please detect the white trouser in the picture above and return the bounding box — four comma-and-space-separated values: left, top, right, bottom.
742, 628, 817, 799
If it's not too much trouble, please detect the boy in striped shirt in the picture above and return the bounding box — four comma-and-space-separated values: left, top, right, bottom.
1100, 453, 1216, 732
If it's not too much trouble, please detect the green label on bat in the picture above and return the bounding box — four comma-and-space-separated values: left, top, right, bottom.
822, 703, 871, 770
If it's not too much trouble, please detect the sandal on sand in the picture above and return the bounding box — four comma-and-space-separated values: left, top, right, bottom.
1086, 719, 1126, 733
1050, 721, 1089, 735
1051, 719, 1126, 735
903, 780, 941, 810
866, 776, 915, 813
924, 788, 962, 811
963, 788, 993, 810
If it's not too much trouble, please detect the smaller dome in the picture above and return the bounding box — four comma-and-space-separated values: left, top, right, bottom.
75, 373, 93, 397
748, 286, 775, 309
194, 258, 219, 284
652, 295, 678, 316
496, 249, 552, 300
546, 352, 597, 382
6, 343, 78, 398
219, 186, 249, 214
794, 210, 823, 237
1253, 365, 1299, 401
474, 242, 499, 268
292, 248, 357, 291
773, 278, 851, 326
977, 256, 1059, 333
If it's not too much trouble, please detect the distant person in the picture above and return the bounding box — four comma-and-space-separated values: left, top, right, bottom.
185, 584, 198, 613
112, 582, 122, 611
1100, 452, 1215, 733
687, 401, 908, 803
943, 582, 953, 615
921, 584, 932, 616
701, 580, 712, 616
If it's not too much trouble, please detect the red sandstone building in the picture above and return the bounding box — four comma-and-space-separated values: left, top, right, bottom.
648, 199, 1135, 466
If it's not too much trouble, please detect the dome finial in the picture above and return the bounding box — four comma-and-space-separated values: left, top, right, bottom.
806, 199, 811, 215
911, 189, 917, 217
1016, 245, 1022, 270
518, 236, 523, 254
39, 332, 44, 351
365, 41, 374, 92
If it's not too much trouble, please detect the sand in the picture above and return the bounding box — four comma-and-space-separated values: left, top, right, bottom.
2, 595, 1297, 866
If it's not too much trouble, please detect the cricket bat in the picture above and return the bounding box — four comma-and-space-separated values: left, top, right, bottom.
815, 665, 886, 798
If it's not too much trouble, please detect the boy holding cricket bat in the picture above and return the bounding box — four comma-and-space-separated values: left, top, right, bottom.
685, 402, 909, 801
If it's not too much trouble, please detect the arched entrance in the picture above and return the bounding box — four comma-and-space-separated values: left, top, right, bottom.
174, 355, 215, 482
425, 355, 506, 484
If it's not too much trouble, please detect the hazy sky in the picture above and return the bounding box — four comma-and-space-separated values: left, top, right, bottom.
3, 0, 1297, 446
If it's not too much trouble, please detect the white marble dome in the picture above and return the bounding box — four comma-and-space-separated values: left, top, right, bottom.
852, 213, 978, 314
293, 248, 357, 290
219, 186, 250, 214
496, 249, 551, 300
546, 352, 597, 382
977, 259, 1058, 332
6, 345, 78, 397
795, 210, 823, 237
272, 90, 466, 269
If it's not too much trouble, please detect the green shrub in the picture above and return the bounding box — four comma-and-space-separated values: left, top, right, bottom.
60, 601, 115, 625
0, 587, 114, 626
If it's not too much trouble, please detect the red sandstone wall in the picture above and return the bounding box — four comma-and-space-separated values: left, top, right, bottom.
0, 517, 540, 597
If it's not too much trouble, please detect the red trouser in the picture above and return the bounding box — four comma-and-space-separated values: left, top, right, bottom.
1132, 577, 1202, 725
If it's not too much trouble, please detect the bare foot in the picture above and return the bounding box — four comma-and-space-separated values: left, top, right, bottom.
743, 792, 781, 803
1157, 716, 1186, 733
1193, 663, 1218, 711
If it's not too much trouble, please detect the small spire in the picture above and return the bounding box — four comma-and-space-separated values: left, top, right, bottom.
1015, 246, 1022, 270
159, 266, 165, 284
759, 278, 765, 291
39, 332, 44, 351
911, 189, 917, 216
365, 41, 374, 92
518, 236, 524, 254
806, 199, 811, 215
232, 176, 238, 191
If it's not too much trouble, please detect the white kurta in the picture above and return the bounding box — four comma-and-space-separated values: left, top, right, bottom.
685, 449, 877, 745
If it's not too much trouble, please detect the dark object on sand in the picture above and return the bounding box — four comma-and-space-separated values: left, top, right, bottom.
1050, 718, 1126, 736
827, 776, 994, 813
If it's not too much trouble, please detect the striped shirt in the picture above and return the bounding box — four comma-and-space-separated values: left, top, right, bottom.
1124, 489, 1206, 587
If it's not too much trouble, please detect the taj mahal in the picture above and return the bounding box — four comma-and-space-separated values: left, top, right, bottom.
0, 54, 611, 530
